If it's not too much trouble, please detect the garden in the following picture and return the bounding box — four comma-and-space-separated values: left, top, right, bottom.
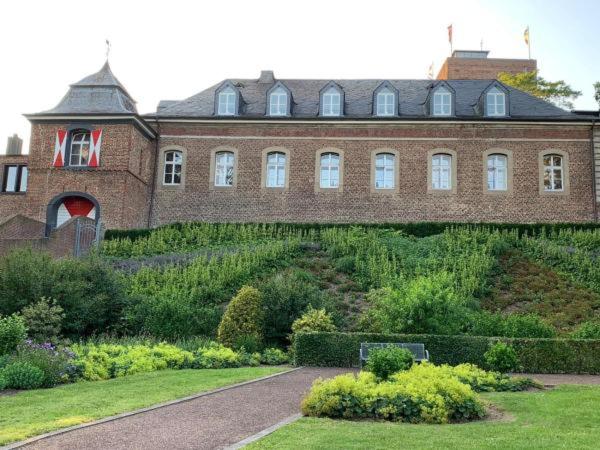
2, 221, 600, 446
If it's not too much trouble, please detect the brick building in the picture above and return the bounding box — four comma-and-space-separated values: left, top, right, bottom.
1, 53, 599, 234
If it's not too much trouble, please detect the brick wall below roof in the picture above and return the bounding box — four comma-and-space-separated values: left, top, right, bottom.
437, 58, 537, 80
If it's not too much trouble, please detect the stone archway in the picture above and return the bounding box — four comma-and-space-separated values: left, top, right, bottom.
46, 192, 100, 230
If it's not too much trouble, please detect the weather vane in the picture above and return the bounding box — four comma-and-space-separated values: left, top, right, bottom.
105, 39, 111, 60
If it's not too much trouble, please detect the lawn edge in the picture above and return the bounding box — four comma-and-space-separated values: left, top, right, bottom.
225, 413, 303, 449
2, 366, 300, 450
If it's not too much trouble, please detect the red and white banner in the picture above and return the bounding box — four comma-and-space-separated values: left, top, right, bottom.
89, 129, 102, 167
53, 130, 67, 167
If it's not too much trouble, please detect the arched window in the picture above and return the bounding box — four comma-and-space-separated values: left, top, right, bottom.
218, 86, 236, 115
375, 153, 395, 189
266, 152, 286, 188
69, 131, 91, 166
376, 88, 395, 116
163, 151, 182, 185
543, 154, 564, 192
431, 153, 452, 190
320, 152, 340, 188
433, 87, 452, 116
215, 151, 235, 186
487, 154, 507, 191
269, 87, 288, 116
486, 87, 506, 116
322, 87, 341, 116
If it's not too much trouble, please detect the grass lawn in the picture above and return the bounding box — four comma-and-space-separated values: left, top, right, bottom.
0, 366, 286, 445
249, 385, 600, 450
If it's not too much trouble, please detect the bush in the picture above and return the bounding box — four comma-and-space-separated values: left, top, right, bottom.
469, 311, 556, 338
218, 286, 264, 348
10, 341, 76, 387
193, 344, 242, 369
484, 342, 521, 373
291, 307, 337, 334
334, 256, 355, 274
261, 348, 289, 365
0, 372, 6, 390
2, 362, 44, 390
570, 321, 600, 339
20, 297, 65, 343
365, 347, 414, 380
0, 314, 27, 355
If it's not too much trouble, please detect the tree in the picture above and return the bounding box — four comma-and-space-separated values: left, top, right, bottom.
217, 286, 264, 348
594, 82, 600, 108
498, 70, 581, 110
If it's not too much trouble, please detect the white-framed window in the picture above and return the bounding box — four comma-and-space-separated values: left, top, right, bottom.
543, 154, 564, 192
433, 88, 452, 116
431, 153, 452, 190
215, 151, 235, 186
269, 87, 288, 116
2, 165, 27, 193
218, 87, 236, 115
487, 154, 507, 191
486, 87, 506, 116
69, 131, 91, 166
266, 152, 286, 188
375, 153, 395, 189
163, 151, 182, 185
322, 87, 341, 116
320, 152, 340, 188
376, 88, 395, 116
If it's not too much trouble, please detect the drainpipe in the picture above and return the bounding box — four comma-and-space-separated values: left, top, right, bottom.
591, 118, 598, 222
147, 120, 160, 228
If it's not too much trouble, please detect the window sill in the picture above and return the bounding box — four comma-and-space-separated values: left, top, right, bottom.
0, 191, 26, 195
60, 166, 96, 171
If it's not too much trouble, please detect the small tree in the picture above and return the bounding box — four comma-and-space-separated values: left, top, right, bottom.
21, 297, 65, 343
217, 286, 264, 348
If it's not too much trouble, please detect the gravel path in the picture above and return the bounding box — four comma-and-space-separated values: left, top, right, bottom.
19, 367, 348, 450
520, 373, 600, 385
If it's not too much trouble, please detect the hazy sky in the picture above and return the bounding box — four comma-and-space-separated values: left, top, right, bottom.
1, 0, 598, 153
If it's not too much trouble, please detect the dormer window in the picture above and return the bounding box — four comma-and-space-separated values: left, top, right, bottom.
376, 88, 395, 116
269, 87, 288, 116
218, 86, 237, 115
322, 87, 342, 116
433, 87, 452, 116
69, 131, 91, 166
486, 87, 506, 116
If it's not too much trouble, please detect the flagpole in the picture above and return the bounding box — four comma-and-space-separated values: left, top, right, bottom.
528, 33, 531, 60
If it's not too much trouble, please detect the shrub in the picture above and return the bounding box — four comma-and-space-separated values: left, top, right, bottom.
10, 341, 75, 387
261, 348, 289, 365
291, 306, 337, 334
0, 372, 6, 390
193, 344, 241, 369
483, 342, 520, 374
217, 286, 264, 348
365, 347, 414, 380
2, 362, 44, 390
233, 335, 263, 354
469, 311, 556, 338
0, 314, 27, 355
334, 256, 355, 274
570, 321, 600, 339
20, 297, 65, 343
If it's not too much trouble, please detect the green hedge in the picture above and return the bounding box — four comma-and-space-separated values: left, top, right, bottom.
293, 332, 600, 374
104, 221, 600, 241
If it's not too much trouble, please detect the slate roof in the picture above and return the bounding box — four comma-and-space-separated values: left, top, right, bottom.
33, 62, 137, 115
152, 77, 589, 121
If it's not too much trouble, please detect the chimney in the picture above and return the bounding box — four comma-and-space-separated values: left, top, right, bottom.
6, 134, 23, 155
258, 70, 275, 84
436, 50, 537, 80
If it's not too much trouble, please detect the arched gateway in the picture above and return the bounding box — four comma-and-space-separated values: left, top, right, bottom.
46, 192, 100, 229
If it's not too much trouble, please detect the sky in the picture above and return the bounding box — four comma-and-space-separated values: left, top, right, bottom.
0, 0, 598, 154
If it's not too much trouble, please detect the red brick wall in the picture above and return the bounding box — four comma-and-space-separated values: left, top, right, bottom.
0, 154, 29, 221
437, 58, 537, 80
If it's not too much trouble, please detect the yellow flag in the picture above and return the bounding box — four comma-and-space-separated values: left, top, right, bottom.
524, 26, 530, 45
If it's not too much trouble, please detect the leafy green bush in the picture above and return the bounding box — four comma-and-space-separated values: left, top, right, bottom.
291, 307, 337, 334
218, 286, 264, 348
261, 348, 289, 365
9, 341, 75, 387
570, 321, 600, 339
20, 298, 64, 343
2, 362, 44, 390
0, 314, 27, 355
365, 347, 414, 380
334, 256, 355, 274
469, 311, 556, 338
484, 342, 521, 373
0, 372, 6, 390
193, 344, 242, 369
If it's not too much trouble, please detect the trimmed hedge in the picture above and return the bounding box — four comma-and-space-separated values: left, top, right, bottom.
294, 332, 600, 374
104, 221, 600, 241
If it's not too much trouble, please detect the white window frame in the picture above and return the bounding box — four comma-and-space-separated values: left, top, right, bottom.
486, 88, 506, 117
374, 153, 395, 189
543, 154, 564, 192
266, 152, 286, 188
322, 88, 341, 116
431, 153, 452, 190
269, 87, 288, 116
69, 131, 91, 166
320, 152, 340, 188
376, 89, 395, 116
487, 154, 508, 191
433, 88, 452, 116
2, 164, 28, 193
218, 87, 236, 115
215, 151, 235, 187
163, 151, 183, 186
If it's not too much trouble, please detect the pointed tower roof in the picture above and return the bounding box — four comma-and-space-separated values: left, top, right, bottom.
34, 61, 137, 115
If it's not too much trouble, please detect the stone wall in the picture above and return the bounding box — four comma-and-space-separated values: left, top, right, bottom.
437, 57, 537, 80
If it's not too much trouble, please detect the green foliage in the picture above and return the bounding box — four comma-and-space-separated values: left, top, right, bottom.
260, 348, 289, 365
218, 286, 264, 348
20, 298, 64, 343
570, 321, 600, 339
291, 306, 337, 334
9, 342, 75, 388
334, 256, 355, 274
498, 70, 582, 110
0, 372, 6, 390
594, 82, 600, 107
193, 344, 245, 369
0, 314, 27, 355
365, 347, 414, 380
2, 362, 44, 390
484, 342, 521, 373
469, 311, 556, 338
